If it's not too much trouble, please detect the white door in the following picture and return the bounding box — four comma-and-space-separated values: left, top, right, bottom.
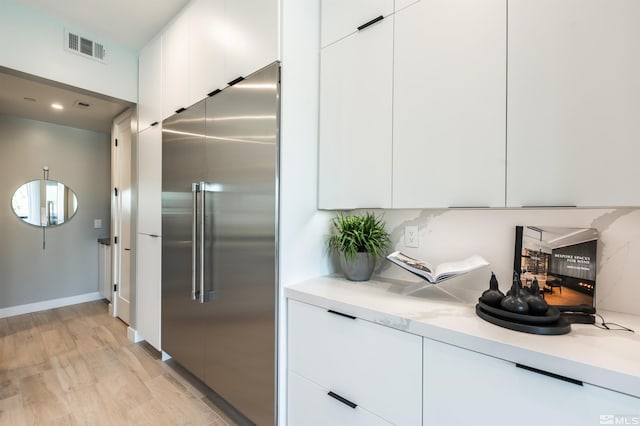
112, 110, 132, 324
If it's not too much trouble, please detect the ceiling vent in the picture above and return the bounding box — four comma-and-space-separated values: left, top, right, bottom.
73, 100, 91, 109
65, 30, 107, 63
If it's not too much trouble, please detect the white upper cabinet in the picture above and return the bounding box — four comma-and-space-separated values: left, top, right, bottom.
188, 0, 226, 105
138, 35, 162, 132
393, 0, 506, 208
318, 14, 393, 209
507, 0, 640, 207
320, 0, 393, 48
395, 0, 421, 11
162, 7, 191, 119
160, 0, 278, 120
137, 125, 162, 236
223, 0, 278, 83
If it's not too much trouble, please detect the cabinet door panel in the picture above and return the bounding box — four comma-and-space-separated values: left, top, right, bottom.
507, 0, 640, 207
188, 0, 225, 105
288, 371, 393, 426
288, 300, 422, 425
393, 0, 506, 208
162, 9, 190, 119
223, 0, 278, 83
320, 0, 393, 48
138, 36, 162, 131
318, 17, 393, 209
137, 234, 161, 351
395, 0, 421, 11
138, 126, 162, 236
423, 338, 640, 425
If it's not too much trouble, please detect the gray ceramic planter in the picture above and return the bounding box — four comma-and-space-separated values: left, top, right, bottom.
339, 252, 375, 281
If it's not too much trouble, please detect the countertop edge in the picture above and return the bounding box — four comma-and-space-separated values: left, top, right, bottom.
285, 277, 640, 399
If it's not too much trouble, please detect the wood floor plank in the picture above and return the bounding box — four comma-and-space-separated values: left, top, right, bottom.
41, 327, 76, 357
50, 350, 95, 392
0, 395, 27, 426
0, 300, 233, 426
65, 385, 111, 426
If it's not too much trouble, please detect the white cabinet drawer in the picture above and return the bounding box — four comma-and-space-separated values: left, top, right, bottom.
423, 337, 640, 425
320, 0, 393, 48
288, 300, 422, 425
288, 371, 392, 426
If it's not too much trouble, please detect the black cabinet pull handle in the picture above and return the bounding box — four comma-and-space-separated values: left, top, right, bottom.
521, 205, 577, 208
227, 76, 245, 86
208, 88, 222, 97
357, 15, 384, 31
328, 391, 357, 409
175, 107, 187, 114
327, 309, 356, 320
124, 248, 131, 251
150, 121, 159, 127
516, 364, 583, 386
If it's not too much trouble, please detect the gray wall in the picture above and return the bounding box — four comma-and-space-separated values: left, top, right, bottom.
0, 114, 110, 308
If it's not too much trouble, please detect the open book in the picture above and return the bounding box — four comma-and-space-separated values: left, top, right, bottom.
386, 251, 489, 283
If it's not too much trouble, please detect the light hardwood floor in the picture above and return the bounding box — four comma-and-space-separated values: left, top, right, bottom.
0, 300, 233, 425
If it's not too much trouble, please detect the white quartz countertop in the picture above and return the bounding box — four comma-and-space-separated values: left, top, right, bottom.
285, 276, 640, 399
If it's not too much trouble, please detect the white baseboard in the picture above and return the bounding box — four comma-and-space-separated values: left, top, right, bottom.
0, 292, 104, 319
127, 326, 144, 343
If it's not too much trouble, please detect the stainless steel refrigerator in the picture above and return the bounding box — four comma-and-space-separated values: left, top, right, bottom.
161, 62, 279, 426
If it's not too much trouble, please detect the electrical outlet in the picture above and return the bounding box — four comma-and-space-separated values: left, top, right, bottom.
405, 226, 419, 248
94, 219, 102, 229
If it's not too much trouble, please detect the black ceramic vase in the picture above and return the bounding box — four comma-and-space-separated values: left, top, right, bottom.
524, 278, 549, 315
480, 272, 505, 307
500, 275, 529, 314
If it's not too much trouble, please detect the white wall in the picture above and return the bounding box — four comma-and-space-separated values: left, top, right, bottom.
0, 1, 138, 102
0, 115, 111, 309
279, 0, 333, 422
370, 208, 640, 316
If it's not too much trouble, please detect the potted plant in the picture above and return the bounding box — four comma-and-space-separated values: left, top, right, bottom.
328, 212, 392, 281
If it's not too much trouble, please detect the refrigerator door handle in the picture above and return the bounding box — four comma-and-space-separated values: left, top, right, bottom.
200, 181, 206, 303
200, 182, 216, 303
191, 182, 199, 301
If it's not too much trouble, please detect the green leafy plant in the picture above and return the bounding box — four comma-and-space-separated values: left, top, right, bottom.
327, 212, 391, 261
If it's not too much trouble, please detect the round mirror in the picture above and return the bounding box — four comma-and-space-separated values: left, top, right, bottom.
11, 179, 78, 227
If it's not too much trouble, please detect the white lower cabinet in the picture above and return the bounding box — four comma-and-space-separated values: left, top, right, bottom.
288, 371, 393, 426
423, 338, 640, 426
136, 234, 161, 351
288, 299, 422, 425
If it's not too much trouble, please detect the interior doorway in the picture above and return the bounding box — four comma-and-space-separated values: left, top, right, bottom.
111, 109, 133, 324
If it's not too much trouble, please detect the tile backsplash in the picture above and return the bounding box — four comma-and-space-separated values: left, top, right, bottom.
370, 208, 640, 316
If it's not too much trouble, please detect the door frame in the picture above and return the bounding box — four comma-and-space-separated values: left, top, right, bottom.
111, 109, 134, 324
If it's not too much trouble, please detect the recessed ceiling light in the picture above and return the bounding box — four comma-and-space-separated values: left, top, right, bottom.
51, 103, 64, 110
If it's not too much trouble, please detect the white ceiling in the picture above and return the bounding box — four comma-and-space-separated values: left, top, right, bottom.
10, 0, 191, 51
0, 67, 133, 134
1, 0, 189, 133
